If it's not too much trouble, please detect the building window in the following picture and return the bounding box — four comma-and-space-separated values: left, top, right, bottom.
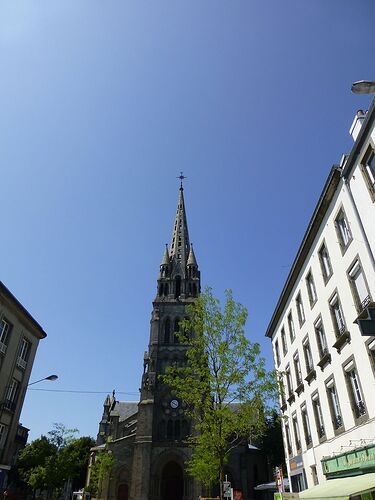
303, 337, 314, 374
286, 365, 294, 398
326, 379, 343, 430
0, 319, 11, 355
311, 465, 319, 486
296, 293, 305, 326
335, 208, 352, 252
0, 424, 8, 453
361, 145, 375, 198
293, 352, 303, 387
348, 259, 371, 313
301, 405, 312, 446
312, 394, 325, 439
329, 292, 346, 338
344, 361, 366, 419
17, 338, 30, 370
292, 413, 301, 452
284, 423, 292, 455
281, 327, 287, 356
274, 340, 281, 367
4, 379, 19, 412
306, 271, 317, 307
288, 312, 295, 342
319, 243, 333, 283
314, 317, 328, 359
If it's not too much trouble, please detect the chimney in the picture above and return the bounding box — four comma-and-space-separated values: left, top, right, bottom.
349, 109, 366, 141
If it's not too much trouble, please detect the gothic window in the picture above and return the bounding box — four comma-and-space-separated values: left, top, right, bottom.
164, 283, 169, 296
174, 318, 180, 343
193, 284, 197, 297
164, 318, 170, 343
175, 420, 181, 440
167, 420, 173, 439
175, 275, 181, 297
158, 284, 163, 296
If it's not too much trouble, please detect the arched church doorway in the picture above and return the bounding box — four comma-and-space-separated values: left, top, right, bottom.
161, 461, 183, 500
117, 483, 128, 500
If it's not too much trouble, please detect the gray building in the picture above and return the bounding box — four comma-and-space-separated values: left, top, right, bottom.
0, 281, 47, 489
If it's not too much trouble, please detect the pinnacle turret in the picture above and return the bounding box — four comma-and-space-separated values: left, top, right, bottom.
160, 244, 170, 266
187, 243, 198, 267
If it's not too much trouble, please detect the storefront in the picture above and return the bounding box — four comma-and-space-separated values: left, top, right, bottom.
289, 455, 307, 492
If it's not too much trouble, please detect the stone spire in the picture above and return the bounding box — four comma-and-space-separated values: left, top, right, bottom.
169, 184, 190, 267
187, 243, 198, 267
160, 244, 170, 266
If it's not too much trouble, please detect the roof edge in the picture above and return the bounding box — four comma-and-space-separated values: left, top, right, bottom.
265, 167, 342, 338
342, 97, 375, 179
0, 281, 47, 338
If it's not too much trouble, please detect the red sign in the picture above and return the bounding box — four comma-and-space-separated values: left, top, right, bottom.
233, 490, 243, 500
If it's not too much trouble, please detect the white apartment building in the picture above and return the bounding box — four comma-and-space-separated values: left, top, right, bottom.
266, 99, 375, 494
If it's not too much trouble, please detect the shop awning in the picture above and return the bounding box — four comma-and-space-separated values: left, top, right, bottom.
299, 473, 375, 500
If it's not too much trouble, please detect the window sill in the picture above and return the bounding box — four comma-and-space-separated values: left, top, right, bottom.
317, 352, 331, 370
332, 331, 351, 353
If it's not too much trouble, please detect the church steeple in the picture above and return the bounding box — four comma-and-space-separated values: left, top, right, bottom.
169, 184, 190, 267
156, 180, 200, 300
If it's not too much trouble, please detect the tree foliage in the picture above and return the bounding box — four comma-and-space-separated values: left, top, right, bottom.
16, 424, 94, 495
86, 450, 115, 497
161, 287, 277, 498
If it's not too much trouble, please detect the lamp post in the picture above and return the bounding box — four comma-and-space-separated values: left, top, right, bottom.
351, 80, 375, 94
28, 374, 58, 387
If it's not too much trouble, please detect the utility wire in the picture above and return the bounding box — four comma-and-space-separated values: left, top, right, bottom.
28, 388, 139, 395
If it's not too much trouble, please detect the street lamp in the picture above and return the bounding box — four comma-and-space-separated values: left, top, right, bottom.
351, 80, 375, 94
28, 374, 58, 387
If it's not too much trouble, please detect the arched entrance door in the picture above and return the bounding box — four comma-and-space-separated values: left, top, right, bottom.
161, 461, 183, 500
117, 483, 128, 500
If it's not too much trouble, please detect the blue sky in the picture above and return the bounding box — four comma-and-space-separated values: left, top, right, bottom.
1, 1, 374, 441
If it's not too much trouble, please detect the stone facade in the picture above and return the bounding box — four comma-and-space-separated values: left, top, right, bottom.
93, 184, 272, 500
0, 281, 47, 489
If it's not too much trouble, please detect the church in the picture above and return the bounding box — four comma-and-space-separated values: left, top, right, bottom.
91, 181, 271, 500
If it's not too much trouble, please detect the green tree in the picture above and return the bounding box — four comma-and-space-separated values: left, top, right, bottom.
86, 449, 115, 497
16, 424, 94, 498
162, 287, 277, 499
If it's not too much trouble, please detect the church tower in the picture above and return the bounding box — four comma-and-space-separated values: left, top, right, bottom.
129, 180, 201, 500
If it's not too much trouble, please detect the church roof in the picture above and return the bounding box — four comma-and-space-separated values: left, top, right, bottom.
111, 401, 138, 422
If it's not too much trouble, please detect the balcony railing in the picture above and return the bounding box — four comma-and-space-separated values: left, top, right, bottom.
0, 341, 7, 355
361, 295, 372, 311
354, 400, 366, 419
333, 414, 343, 429
17, 357, 27, 370
317, 425, 325, 439
2, 399, 16, 412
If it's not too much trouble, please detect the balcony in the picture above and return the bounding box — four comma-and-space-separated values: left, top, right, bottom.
0, 341, 7, 355
317, 350, 331, 370
333, 414, 343, 430
2, 399, 16, 413
353, 401, 366, 419
355, 299, 375, 336
17, 357, 27, 370
332, 326, 350, 353
304, 368, 316, 384
317, 425, 325, 439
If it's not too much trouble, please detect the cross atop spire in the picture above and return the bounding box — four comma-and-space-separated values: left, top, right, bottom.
177, 171, 187, 190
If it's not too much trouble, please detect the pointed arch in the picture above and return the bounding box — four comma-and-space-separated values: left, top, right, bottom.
175, 275, 181, 298
164, 318, 170, 343
174, 318, 180, 343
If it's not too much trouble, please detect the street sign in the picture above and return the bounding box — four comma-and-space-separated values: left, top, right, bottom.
223, 481, 231, 498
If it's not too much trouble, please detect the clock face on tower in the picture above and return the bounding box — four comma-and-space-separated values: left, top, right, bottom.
170, 399, 179, 409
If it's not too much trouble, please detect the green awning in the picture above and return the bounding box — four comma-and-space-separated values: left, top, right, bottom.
299, 473, 375, 500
